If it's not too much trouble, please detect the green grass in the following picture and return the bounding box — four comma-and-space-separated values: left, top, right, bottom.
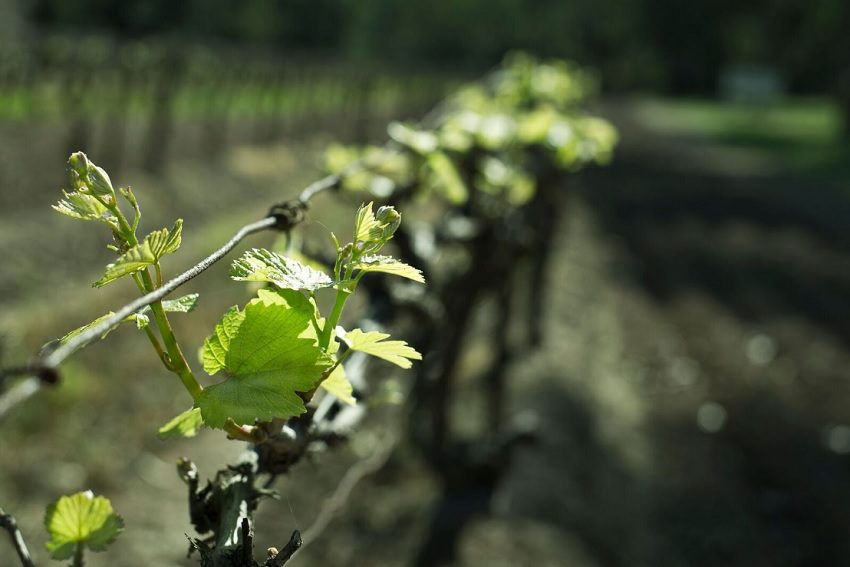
0, 73, 453, 121
634, 97, 850, 180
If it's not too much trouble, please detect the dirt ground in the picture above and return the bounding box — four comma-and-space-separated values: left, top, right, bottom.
3, 101, 850, 566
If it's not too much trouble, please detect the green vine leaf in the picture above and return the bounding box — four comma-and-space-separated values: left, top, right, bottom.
198, 290, 333, 427
93, 242, 156, 287
355, 255, 425, 283
44, 491, 124, 560
351, 203, 402, 252
162, 293, 199, 313
230, 248, 334, 291
93, 219, 184, 287
320, 364, 356, 405
146, 219, 183, 258
59, 311, 151, 348
137, 293, 200, 317
341, 328, 422, 369
53, 191, 117, 225
158, 407, 204, 440
201, 306, 245, 376
353, 202, 384, 243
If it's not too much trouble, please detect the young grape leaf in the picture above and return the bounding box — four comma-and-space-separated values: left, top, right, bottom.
320, 364, 356, 405
198, 291, 334, 427
93, 219, 183, 287
59, 311, 150, 347
137, 293, 200, 316
44, 491, 124, 560
230, 248, 334, 291
93, 242, 156, 287
146, 219, 183, 259
132, 294, 199, 327
341, 328, 422, 369
353, 202, 383, 243
355, 255, 425, 283
53, 190, 116, 225
158, 407, 203, 440
161, 293, 199, 313
201, 306, 245, 376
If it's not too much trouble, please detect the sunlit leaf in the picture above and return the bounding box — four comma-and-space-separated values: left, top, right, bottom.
158, 407, 203, 440
341, 328, 422, 369
202, 306, 245, 376
59, 310, 151, 347
52, 191, 116, 225
161, 293, 199, 313
198, 291, 333, 427
93, 220, 183, 287
320, 363, 356, 406
355, 255, 424, 283
146, 219, 183, 258
93, 241, 156, 287
230, 248, 334, 291
353, 202, 383, 243
44, 491, 123, 560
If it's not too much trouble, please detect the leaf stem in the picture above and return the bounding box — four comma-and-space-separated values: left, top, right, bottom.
319, 288, 351, 350
224, 419, 267, 443
107, 198, 203, 400
129, 273, 170, 366
73, 543, 84, 567
143, 325, 172, 370
144, 281, 203, 400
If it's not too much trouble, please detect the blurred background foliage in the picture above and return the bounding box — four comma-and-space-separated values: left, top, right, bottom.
5, 0, 846, 94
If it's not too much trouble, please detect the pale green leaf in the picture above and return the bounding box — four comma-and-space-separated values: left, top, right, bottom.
52, 190, 116, 224
198, 292, 333, 427
93, 220, 183, 287
135, 294, 199, 323
59, 310, 150, 347
353, 202, 383, 243
93, 240, 157, 287
202, 306, 245, 375
320, 364, 356, 405
161, 293, 199, 313
355, 255, 425, 283
230, 248, 334, 291
59, 313, 116, 345
342, 328, 422, 369
158, 407, 203, 440
44, 491, 124, 559
147, 219, 183, 258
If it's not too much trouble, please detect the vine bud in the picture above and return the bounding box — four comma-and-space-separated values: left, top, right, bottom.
376, 206, 401, 239
67, 152, 90, 177
86, 164, 115, 197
